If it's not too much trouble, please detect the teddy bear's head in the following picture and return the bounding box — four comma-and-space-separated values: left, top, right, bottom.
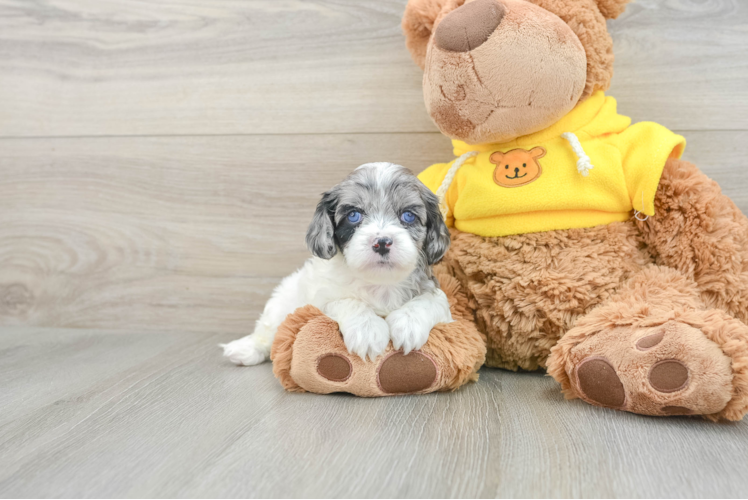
402, 0, 629, 145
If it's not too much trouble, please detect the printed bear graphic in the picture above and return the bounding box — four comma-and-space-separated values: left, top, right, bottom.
490, 147, 546, 187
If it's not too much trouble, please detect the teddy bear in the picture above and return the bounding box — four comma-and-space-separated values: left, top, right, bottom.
272, 0, 748, 421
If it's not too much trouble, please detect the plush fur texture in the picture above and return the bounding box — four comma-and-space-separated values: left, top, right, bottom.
438, 157, 748, 419
546, 267, 737, 419
270, 267, 486, 396
593, 0, 629, 19
403, 0, 620, 143
402, 0, 466, 70
424, 0, 588, 144
529, 0, 620, 98
437, 221, 651, 371
546, 265, 748, 421
636, 159, 748, 325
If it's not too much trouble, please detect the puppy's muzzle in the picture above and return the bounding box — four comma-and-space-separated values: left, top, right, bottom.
372, 237, 393, 256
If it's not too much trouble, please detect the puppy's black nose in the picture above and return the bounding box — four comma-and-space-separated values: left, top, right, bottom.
373, 237, 393, 256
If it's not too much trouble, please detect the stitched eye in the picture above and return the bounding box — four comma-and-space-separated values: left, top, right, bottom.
523, 163, 526, 167
400, 211, 416, 224
347, 211, 362, 224
505, 165, 509, 169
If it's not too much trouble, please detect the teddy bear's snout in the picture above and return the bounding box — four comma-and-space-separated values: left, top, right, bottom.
434, 0, 505, 53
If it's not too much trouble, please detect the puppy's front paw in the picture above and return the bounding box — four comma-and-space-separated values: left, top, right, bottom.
339, 315, 390, 361
220, 336, 269, 366
387, 310, 431, 355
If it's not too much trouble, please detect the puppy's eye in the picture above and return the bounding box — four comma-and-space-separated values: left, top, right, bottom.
347, 211, 362, 224
400, 211, 416, 224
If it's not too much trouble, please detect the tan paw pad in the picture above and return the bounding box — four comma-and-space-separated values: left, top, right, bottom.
564, 320, 735, 417
316, 354, 352, 382
661, 405, 694, 415
636, 331, 664, 350
576, 357, 625, 408
377, 351, 437, 394
648, 359, 689, 393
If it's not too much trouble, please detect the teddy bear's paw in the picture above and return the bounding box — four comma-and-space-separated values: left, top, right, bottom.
313, 349, 438, 395
564, 321, 734, 417
282, 312, 439, 396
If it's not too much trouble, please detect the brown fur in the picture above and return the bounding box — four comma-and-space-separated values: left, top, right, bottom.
441, 156, 748, 419
546, 267, 735, 419
698, 310, 748, 421
419, 0, 590, 143
593, 0, 629, 19
437, 221, 651, 371
526, 0, 617, 98
637, 158, 748, 325
402, 0, 466, 70
271, 304, 325, 392
546, 266, 748, 421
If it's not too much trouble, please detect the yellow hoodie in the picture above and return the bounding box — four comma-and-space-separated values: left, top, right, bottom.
418, 92, 686, 237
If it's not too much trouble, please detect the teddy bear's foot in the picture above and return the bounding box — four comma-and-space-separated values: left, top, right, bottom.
548, 308, 748, 421
315, 348, 440, 396
562, 320, 732, 416
270, 301, 486, 397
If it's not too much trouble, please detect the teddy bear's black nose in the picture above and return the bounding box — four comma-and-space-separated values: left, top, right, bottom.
434, 0, 506, 53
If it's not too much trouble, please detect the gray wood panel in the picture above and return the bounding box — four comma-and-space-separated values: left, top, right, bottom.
1, 0, 747, 137
1, 327, 747, 498
1, 131, 746, 333
608, 0, 748, 129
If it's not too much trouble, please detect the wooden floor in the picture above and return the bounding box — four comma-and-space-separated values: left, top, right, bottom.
1, 0, 748, 497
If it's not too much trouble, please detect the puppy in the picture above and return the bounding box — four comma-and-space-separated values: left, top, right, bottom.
222, 162, 453, 365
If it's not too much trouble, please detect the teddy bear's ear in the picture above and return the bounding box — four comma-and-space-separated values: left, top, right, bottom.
530, 147, 547, 159
594, 0, 630, 19
402, 0, 466, 69
489, 151, 505, 164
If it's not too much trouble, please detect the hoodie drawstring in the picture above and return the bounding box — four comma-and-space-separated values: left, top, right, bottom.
436, 151, 478, 220
561, 132, 594, 177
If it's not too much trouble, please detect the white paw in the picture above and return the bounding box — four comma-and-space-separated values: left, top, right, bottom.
387, 309, 431, 355
220, 336, 269, 366
339, 314, 390, 361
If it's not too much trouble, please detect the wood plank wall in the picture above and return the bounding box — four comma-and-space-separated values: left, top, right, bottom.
1, 0, 747, 334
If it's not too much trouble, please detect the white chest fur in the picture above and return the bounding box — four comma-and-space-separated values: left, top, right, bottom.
301, 255, 425, 317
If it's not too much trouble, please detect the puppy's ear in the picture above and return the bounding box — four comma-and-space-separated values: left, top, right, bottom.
418, 182, 451, 265
306, 190, 338, 259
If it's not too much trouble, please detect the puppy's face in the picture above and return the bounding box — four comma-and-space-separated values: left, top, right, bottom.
306, 163, 450, 284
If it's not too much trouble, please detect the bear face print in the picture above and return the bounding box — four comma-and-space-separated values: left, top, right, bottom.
490, 147, 546, 188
